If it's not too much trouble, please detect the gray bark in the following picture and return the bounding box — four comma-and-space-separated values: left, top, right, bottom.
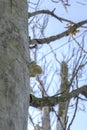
0, 0, 29, 130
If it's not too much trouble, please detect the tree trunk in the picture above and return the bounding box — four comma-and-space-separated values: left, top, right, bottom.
41, 85, 50, 130
57, 61, 69, 130
0, 0, 29, 130
42, 106, 50, 130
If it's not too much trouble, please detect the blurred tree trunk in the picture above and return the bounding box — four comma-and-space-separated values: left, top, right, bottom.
42, 107, 50, 130
42, 91, 50, 130
0, 0, 29, 130
57, 61, 69, 130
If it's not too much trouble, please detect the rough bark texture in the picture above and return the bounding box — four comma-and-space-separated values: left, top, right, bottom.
0, 0, 29, 130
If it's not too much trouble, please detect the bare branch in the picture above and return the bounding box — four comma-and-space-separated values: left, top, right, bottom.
72, 36, 87, 54
30, 85, 87, 107
28, 9, 74, 23
76, 1, 87, 6
67, 98, 78, 130
29, 20, 87, 45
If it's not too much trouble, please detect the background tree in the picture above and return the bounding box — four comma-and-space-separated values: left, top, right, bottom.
28, 0, 87, 130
